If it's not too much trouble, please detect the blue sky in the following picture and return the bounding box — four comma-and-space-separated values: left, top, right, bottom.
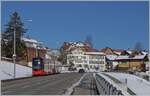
1, 1, 149, 50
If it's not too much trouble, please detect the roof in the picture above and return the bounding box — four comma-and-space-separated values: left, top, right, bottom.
113, 49, 125, 52
106, 55, 118, 60
22, 37, 47, 50
115, 55, 147, 60
106, 54, 147, 61
85, 52, 105, 55
126, 50, 133, 54
100, 47, 117, 55
84, 46, 98, 52
22, 37, 42, 44
61, 41, 98, 53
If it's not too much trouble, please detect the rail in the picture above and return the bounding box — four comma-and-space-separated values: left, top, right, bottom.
102, 73, 136, 95
94, 73, 129, 95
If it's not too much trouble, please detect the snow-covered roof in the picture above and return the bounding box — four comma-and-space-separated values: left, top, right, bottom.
126, 50, 132, 54
113, 51, 122, 55
22, 37, 42, 44
142, 51, 147, 55
76, 42, 85, 46
106, 55, 118, 60
106, 54, 147, 61
116, 55, 146, 60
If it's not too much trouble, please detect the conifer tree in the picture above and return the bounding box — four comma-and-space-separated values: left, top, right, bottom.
2, 11, 26, 59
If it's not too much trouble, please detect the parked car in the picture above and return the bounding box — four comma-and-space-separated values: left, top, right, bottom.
78, 69, 85, 73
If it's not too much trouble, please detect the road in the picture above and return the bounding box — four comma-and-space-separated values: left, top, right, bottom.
1, 73, 83, 95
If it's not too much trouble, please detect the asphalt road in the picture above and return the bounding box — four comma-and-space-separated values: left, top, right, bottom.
1, 73, 83, 95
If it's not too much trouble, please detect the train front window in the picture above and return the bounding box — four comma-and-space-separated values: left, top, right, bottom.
32, 58, 43, 70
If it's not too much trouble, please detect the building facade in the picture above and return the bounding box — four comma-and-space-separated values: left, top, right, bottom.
115, 55, 148, 71
22, 37, 47, 66
67, 48, 106, 72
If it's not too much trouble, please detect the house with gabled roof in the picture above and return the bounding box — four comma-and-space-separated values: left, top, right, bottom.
115, 54, 148, 71
106, 54, 149, 71
65, 41, 106, 72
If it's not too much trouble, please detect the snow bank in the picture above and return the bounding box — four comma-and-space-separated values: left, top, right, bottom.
0, 61, 32, 80
105, 72, 150, 95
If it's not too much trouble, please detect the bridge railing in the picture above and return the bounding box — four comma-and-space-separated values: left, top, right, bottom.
94, 73, 129, 95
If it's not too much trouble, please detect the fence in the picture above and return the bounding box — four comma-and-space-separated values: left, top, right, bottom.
95, 73, 123, 95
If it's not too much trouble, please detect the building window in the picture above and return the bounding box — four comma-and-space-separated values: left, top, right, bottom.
100, 61, 104, 64
84, 64, 88, 68
76, 64, 82, 67
122, 62, 127, 64
81, 56, 86, 59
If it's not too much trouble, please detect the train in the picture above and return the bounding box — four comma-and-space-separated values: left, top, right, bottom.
32, 57, 61, 76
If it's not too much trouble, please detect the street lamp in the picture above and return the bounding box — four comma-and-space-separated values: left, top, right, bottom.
148, 49, 150, 82
13, 27, 16, 79
12, 19, 32, 79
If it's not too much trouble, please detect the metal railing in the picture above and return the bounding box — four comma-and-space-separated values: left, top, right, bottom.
95, 74, 123, 95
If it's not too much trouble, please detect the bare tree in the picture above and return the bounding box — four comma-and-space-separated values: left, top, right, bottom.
134, 42, 143, 52
84, 35, 93, 48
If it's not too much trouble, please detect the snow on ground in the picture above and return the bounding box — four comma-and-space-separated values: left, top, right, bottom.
105, 72, 150, 95
0, 61, 32, 80
64, 73, 86, 95
97, 73, 129, 95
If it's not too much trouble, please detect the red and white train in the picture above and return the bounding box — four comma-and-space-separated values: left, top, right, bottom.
32, 57, 61, 76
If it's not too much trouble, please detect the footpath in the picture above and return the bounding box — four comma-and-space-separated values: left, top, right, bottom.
72, 73, 98, 95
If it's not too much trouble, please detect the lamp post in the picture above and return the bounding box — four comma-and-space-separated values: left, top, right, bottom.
148, 1, 150, 82
13, 26, 16, 79
12, 19, 32, 79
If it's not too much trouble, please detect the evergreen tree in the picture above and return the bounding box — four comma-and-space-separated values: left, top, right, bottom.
2, 11, 27, 59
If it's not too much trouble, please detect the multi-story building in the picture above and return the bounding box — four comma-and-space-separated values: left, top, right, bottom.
85, 52, 106, 71
67, 45, 106, 72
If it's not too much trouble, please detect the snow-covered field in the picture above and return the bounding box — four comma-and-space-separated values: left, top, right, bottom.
105, 72, 150, 95
0, 61, 32, 80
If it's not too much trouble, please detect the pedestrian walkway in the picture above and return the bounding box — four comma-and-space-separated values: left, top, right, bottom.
72, 73, 98, 95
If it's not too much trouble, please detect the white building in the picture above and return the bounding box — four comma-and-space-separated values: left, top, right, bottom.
85, 52, 106, 71
67, 47, 106, 72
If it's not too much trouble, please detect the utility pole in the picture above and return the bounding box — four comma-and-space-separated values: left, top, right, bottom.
12, 19, 32, 79
148, 49, 150, 82
13, 27, 16, 79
